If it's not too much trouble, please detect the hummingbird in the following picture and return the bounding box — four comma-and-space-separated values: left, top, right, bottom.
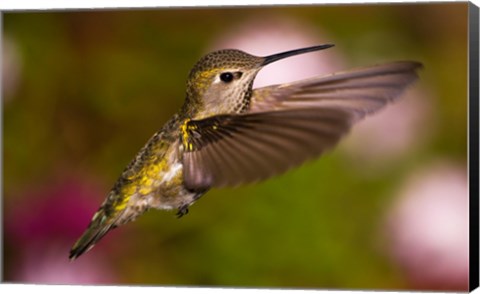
69, 44, 422, 260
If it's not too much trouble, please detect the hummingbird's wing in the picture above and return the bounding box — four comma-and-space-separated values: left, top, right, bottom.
249, 61, 422, 120
182, 61, 422, 190
182, 108, 352, 190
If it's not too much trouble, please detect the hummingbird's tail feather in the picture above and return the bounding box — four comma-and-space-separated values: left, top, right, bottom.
69, 210, 117, 260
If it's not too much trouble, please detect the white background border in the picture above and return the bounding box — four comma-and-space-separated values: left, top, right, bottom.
1, 0, 479, 11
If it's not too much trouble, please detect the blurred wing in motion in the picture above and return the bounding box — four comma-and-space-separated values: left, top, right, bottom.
182, 108, 353, 190
182, 61, 422, 190
250, 61, 423, 121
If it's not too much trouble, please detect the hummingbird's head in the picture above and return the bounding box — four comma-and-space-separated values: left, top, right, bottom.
184, 44, 334, 118
185, 49, 263, 118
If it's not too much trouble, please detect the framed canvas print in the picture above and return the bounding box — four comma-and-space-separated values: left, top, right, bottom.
2, 1, 478, 292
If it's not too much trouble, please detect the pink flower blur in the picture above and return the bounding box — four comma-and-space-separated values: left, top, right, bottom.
384, 162, 469, 290
341, 86, 434, 170
4, 174, 119, 284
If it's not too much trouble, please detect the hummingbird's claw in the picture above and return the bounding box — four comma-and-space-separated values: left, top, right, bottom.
176, 205, 189, 218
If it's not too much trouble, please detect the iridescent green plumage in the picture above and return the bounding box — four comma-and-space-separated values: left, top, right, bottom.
70, 45, 422, 260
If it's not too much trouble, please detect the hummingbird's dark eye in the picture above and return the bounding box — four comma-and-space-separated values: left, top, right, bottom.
220, 72, 234, 83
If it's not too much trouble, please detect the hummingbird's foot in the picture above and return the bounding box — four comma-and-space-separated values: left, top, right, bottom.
176, 205, 189, 218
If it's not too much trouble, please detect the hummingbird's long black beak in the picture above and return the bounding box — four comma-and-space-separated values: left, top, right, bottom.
261, 44, 335, 66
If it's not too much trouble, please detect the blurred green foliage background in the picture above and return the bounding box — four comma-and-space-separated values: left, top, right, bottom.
3, 3, 468, 290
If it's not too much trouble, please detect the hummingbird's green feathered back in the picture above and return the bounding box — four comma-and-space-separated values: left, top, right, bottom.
70, 45, 422, 260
